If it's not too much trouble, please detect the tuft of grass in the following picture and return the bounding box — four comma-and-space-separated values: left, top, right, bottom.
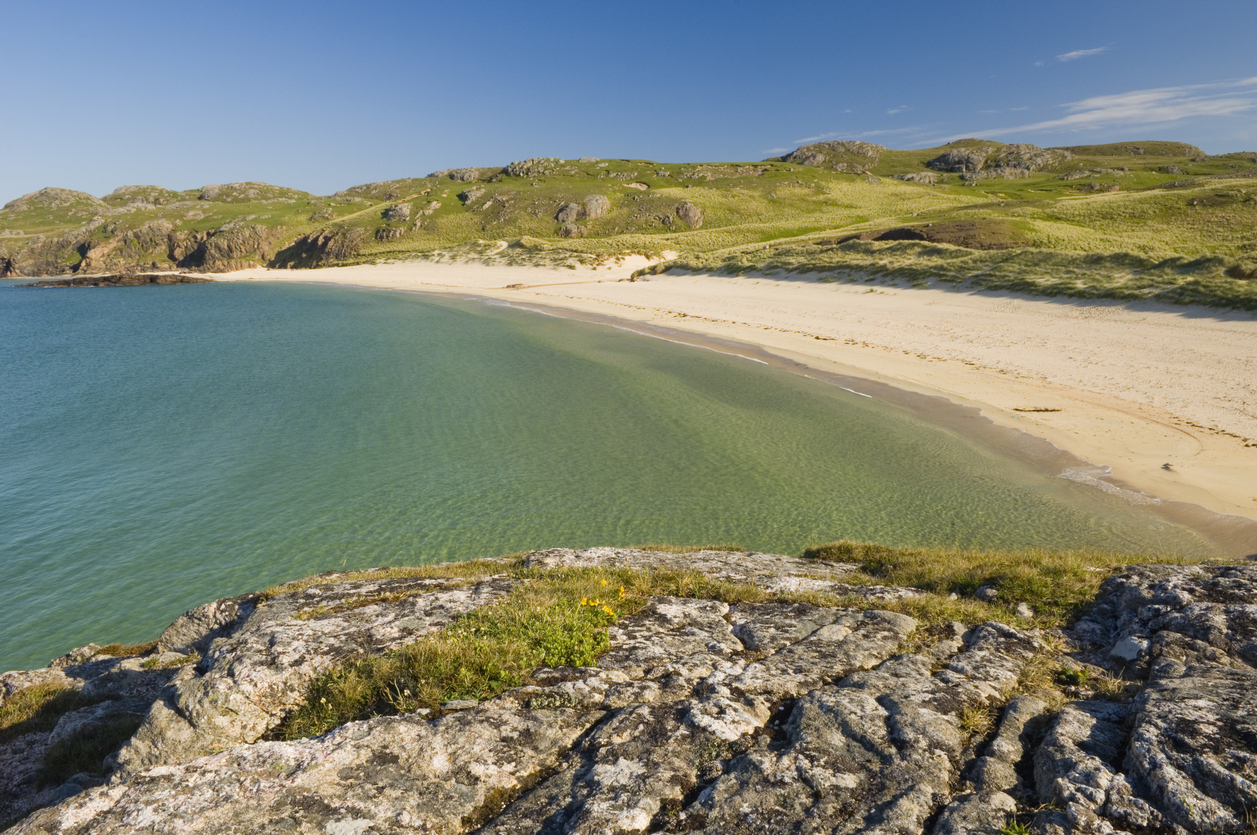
802, 540, 1215, 627
37, 716, 145, 786
999, 819, 1033, 835
142, 652, 200, 670
96, 641, 158, 658
0, 683, 84, 745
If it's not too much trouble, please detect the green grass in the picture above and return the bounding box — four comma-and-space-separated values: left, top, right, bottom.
0, 683, 84, 745
802, 539, 1214, 625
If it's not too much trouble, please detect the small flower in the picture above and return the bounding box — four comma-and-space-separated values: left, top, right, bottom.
600, 579, 607, 586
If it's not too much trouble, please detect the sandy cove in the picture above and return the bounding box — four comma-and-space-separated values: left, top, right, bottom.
221, 260, 1257, 528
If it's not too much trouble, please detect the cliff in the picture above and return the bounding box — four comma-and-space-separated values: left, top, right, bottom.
1, 547, 1254, 834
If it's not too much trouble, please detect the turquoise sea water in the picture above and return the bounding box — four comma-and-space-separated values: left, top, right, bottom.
0, 280, 1219, 671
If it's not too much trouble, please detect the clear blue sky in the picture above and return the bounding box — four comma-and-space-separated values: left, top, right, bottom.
2, 0, 1254, 201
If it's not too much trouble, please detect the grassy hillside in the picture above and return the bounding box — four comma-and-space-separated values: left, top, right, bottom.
2, 139, 1255, 308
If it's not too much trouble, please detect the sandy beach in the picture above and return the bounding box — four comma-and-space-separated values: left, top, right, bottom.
222, 259, 1257, 528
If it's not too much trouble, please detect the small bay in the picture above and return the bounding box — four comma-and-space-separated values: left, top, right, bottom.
0, 280, 1216, 671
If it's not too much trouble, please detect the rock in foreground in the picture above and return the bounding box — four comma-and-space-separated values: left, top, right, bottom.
1, 549, 1255, 834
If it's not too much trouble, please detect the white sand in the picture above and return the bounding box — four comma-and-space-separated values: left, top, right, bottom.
221, 260, 1257, 523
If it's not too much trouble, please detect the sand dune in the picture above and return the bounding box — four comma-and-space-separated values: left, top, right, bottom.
222, 260, 1257, 525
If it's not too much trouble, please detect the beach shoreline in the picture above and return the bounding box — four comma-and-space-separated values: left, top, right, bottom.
218, 259, 1257, 539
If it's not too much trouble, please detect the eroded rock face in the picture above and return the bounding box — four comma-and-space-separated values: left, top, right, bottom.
115, 575, 518, 775
4, 556, 1257, 835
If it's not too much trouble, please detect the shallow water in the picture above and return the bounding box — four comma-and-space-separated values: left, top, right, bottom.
0, 281, 1218, 671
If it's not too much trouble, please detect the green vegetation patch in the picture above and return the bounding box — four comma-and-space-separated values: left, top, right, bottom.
644, 238, 1257, 311
0, 683, 84, 745
803, 540, 1213, 625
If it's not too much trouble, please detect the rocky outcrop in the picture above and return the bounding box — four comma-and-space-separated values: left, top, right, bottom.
382, 203, 411, 222
16, 273, 211, 288
927, 143, 1073, 180
427, 168, 481, 182
782, 141, 885, 173
3, 553, 1256, 834
1, 188, 105, 212
502, 158, 562, 178
269, 228, 370, 268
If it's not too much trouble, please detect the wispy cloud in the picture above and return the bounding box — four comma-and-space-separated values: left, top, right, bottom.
1057, 46, 1109, 62
887, 105, 908, 115
762, 147, 791, 155
945, 77, 1257, 142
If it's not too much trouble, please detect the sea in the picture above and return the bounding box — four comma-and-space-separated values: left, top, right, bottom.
0, 279, 1230, 671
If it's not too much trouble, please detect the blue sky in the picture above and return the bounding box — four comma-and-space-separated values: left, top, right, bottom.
1, 0, 1254, 201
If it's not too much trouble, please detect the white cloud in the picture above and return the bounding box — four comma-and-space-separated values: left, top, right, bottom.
792, 131, 843, 144
887, 105, 908, 115
762, 147, 791, 154
945, 77, 1257, 142
1057, 46, 1109, 62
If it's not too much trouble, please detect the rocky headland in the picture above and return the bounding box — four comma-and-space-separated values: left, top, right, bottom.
15, 273, 212, 288
1, 547, 1255, 834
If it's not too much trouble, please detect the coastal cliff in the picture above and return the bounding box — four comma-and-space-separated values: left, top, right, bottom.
1, 546, 1255, 834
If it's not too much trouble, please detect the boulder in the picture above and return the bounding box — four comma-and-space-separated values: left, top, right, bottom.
675, 201, 703, 228
382, 203, 411, 222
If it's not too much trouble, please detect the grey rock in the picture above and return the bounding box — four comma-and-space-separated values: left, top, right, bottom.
1109, 634, 1147, 661
502, 157, 561, 178
933, 791, 1018, 835
157, 593, 259, 656
1126, 665, 1257, 831
15, 708, 601, 835
382, 203, 411, 222
554, 201, 582, 223
457, 186, 485, 205
1015, 602, 1034, 618
969, 695, 1049, 794
675, 201, 703, 228
896, 171, 942, 184
115, 575, 516, 774
583, 193, 611, 219
975, 584, 999, 602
